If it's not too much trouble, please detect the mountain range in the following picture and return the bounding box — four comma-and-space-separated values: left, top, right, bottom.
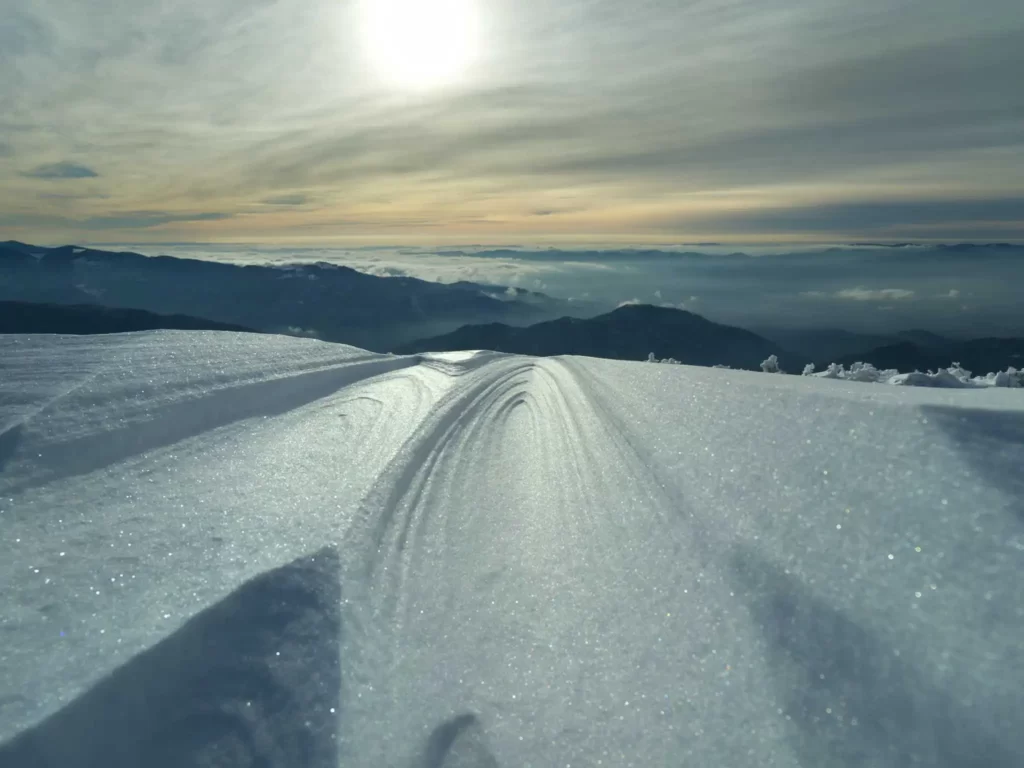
401, 305, 1024, 374
0, 241, 566, 351
834, 339, 1024, 375
398, 304, 788, 370
0, 300, 254, 336
3, 241, 1022, 375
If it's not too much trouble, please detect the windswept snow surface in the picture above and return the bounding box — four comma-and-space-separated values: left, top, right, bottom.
2, 331, 1023, 767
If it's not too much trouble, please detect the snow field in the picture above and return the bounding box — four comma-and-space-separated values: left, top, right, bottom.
2, 331, 1022, 767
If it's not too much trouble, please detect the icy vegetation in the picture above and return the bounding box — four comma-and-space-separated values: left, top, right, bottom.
646, 351, 1024, 389
802, 361, 1024, 388
2, 331, 1023, 767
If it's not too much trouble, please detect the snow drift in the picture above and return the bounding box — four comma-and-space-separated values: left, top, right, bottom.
1, 331, 1022, 767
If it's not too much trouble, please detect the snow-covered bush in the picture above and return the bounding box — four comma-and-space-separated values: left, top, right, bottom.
847, 362, 895, 383
982, 368, 1024, 388
889, 370, 972, 388
806, 360, 1023, 389
802, 363, 816, 376
760, 354, 782, 373
645, 353, 682, 365
807, 362, 898, 382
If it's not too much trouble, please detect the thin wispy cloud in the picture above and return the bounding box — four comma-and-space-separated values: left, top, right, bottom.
21, 162, 99, 180
835, 288, 916, 302
0, 210, 232, 230
80, 212, 234, 230
261, 194, 310, 206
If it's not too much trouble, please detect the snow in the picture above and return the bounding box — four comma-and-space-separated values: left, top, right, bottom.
2, 331, 1023, 767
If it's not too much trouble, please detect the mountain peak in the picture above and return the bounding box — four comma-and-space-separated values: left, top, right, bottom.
400, 303, 786, 369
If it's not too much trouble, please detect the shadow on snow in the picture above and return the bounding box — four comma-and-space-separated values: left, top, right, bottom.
0, 548, 342, 768
921, 405, 1024, 524
730, 546, 1022, 767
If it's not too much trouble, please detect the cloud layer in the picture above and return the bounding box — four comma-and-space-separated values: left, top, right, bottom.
1, 0, 1022, 242
21, 162, 99, 180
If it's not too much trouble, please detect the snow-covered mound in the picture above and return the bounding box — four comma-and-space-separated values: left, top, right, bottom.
2, 331, 1022, 767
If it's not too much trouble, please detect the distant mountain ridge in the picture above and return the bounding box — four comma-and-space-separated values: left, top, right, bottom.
0, 300, 254, 336
401, 305, 1024, 375
760, 324, 1024, 375
0, 242, 568, 351
757, 327, 957, 363
397, 304, 789, 370
835, 339, 1024, 375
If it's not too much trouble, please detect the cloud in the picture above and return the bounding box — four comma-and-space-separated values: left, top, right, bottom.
37, 191, 110, 201
362, 265, 408, 277
21, 162, 99, 180
835, 287, 916, 301
940, 289, 961, 299
261, 194, 309, 206
803, 287, 916, 301
617, 298, 643, 307
0, 142, 11, 157
0, 213, 69, 228
79, 211, 233, 230
652, 197, 1024, 238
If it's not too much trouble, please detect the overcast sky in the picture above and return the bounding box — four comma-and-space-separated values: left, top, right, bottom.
2, 0, 1023, 244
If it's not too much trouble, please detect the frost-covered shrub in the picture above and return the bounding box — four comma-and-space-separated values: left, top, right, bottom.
809, 362, 896, 382
983, 367, 1023, 388
803, 360, 1024, 388
645, 353, 682, 364
760, 355, 781, 373
889, 370, 972, 388
844, 362, 890, 383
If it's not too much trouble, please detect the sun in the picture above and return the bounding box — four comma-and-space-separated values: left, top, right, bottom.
361, 0, 480, 89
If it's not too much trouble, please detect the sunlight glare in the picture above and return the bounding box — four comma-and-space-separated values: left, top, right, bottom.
362, 0, 480, 89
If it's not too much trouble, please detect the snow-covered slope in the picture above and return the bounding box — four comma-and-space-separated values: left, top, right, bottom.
2, 331, 1022, 767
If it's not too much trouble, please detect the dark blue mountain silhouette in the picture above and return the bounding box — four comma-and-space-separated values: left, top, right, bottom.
0, 300, 253, 335
0, 243, 565, 351
398, 303, 789, 370
836, 338, 1024, 374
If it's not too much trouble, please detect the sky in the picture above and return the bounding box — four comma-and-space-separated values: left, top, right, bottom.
1, 0, 1023, 244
